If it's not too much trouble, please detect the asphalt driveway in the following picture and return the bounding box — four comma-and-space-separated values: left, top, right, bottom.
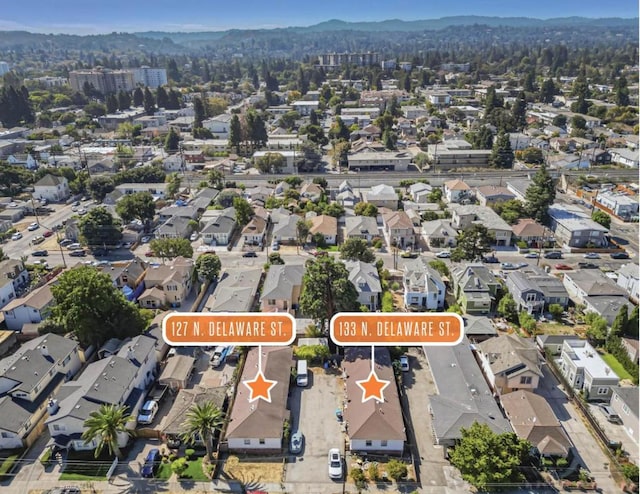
285, 366, 345, 488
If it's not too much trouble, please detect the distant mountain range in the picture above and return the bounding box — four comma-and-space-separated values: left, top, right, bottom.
134, 15, 637, 41
0, 16, 635, 57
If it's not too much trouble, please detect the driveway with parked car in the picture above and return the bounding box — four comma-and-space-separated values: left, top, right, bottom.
285, 367, 345, 487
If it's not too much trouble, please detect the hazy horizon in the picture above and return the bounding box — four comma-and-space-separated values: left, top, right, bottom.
0, 0, 637, 35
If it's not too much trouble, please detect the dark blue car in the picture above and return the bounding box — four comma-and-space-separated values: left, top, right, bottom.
141, 448, 160, 478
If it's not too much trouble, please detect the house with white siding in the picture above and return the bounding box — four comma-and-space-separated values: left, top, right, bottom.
225, 346, 292, 452
343, 347, 406, 454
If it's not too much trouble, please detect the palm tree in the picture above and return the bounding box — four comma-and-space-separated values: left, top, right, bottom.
180, 401, 224, 460
82, 404, 133, 459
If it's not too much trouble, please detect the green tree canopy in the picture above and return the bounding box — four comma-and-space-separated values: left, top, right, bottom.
180, 401, 224, 460
524, 163, 556, 223
256, 152, 285, 173
82, 404, 133, 459
232, 196, 253, 226
490, 132, 514, 169
50, 266, 147, 347
195, 253, 221, 282
591, 209, 611, 229
353, 202, 378, 217
449, 422, 530, 491
149, 238, 194, 259
164, 127, 180, 152
115, 191, 156, 224
88, 176, 116, 202
79, 206, 122, 247
451, 224, 493, 262
498, 293, 518, 323
340, 238, 376, 263
299, 256, 360, 329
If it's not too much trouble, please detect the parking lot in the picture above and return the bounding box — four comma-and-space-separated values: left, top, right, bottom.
285, 366, 346, 488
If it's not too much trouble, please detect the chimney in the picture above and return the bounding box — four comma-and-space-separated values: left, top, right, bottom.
40, 345, 49, 358
127, 346, 135, 361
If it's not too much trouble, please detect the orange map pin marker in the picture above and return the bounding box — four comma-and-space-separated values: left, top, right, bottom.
243, 345, 277, 403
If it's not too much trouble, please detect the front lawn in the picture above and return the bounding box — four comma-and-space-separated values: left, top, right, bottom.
59, 450, 112, 481
157, 457, 209, 481
601, 352, 633, 381
156, 461, 173, 480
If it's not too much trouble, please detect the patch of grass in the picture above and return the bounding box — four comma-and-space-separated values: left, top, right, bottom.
156, 461, 173, 480
601, 352, 633, 381
178, 457, 209, 481
59, 450, 112, 481
0, 452, 21, 479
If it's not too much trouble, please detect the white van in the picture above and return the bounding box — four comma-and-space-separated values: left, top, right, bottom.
296, 360, 308, 387
211, 346, 226, 368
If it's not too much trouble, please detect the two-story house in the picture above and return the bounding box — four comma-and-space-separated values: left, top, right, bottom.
475, 186, 516, 207
451, 264, 501, 315
0, 334, 81, 449
155, 216, 193, 239
402, 258, 446, 311
260, 264, 304, 315
443, 179, 471, 204
617, 263, 639, 302
562, 270, 632, 325
505, 267, 569, 315
47, 334, 157, 452
408, 182, 433, 204
33, 174, 70, 202
205, 268, 263, 312
0, 259, 29, 310
381, 210, 414, 249
344, 260, 382, 311
421, 220, 458, 249
272, 214, 300, 244
548, 204, 608, 248
138, 257, 194, 309
559, 339, 619, 401
449, 204, 513, 246
344, 216, 378, 244
2, 284, 54, 331
363, 184, 398, 210
201, 208, 236, 246
476, 334, 543, 395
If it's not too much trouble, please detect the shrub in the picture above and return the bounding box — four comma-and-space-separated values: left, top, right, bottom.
548, 304, 563, 321
622, 463, 639, 483
373, 239, 383, 249
391, 281, 400, 291
386, 459, 408, 480
381, 291, 394, 312
556, 457, 569, 468
350, 467, 366, 488
185, 449, 195, 460
172, 457, 188, 477
368, 462, 380, 481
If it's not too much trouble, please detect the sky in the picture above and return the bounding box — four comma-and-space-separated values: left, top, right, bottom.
0, 0, 637, 34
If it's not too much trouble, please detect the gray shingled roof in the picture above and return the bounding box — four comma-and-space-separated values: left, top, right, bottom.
425, 338, 511, 444
344, 260, 381, 294
261, 264, 304, 302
